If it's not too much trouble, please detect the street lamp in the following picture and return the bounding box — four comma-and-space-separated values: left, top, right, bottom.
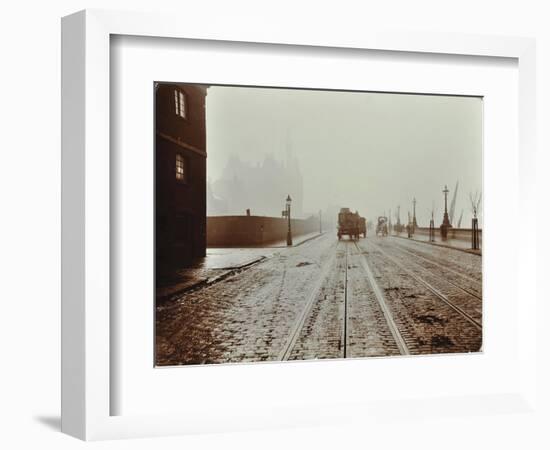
286, 195, 293, 246
412, 197, 418, 231
441, 185, 451, 240
429, 205, 435, 242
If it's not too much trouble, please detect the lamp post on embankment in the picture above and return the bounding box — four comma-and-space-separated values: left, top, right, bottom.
412, 197, 418, 232
429, 208, 435, 242
440, 185, 452, 240
286, 195, 293, 246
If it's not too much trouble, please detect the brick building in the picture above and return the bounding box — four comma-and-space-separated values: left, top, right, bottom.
155, 83, 208, 272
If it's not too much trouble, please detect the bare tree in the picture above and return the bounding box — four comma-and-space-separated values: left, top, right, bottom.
469, 191, 482, 219
469, 191, 482, 250
429, 200, 437, 222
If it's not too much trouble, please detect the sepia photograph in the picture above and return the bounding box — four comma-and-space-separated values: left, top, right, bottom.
154, 83, 483, 366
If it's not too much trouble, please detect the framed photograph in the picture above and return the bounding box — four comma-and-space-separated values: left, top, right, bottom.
154, 82, 483, 367
62, 9, 537, 441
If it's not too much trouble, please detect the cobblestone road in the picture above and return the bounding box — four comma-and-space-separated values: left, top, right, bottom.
156, 234, 482, 366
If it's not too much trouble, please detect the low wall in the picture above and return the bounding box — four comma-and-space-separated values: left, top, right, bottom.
207, 215, 319, 247
406, 227, 482, 242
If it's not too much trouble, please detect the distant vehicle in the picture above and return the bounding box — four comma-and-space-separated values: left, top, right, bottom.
376, 216, 388, 237
358, 216, 367, 238
338, 208, 365, 240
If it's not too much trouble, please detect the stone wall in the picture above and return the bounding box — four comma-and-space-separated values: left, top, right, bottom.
207, 215, 318, 247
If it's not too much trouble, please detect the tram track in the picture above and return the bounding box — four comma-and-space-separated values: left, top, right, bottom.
277, 249, 339, 361
342, 243, 349, 358
368, 240, 482, 330
390, 238, 481, 279
390, 240, 481, 285
352, 241, 410, 356
278, 235, 482, 361
279, 240, 409, 360
159, 226, 485, 365
381, 241, 482, 301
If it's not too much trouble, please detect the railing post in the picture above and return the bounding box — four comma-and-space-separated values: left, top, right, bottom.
471, 217, 479, 250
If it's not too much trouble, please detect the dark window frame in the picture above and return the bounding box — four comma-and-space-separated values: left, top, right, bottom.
174, 88, 188, 120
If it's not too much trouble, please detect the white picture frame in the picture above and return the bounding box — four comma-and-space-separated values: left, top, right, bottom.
61, 9, 538, 441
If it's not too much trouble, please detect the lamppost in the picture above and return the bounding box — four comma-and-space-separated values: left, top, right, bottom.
429, 207, 435, 242
286, 195, 293, 246
396, 205, 402, 233
441, 185, 451, 240
470, 191, 481, 250
319, 209, 322, 234
412, 197, 418, 231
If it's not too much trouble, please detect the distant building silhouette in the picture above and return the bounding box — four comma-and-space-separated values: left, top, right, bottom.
206, 179, 228, 215
208, 145, 304, 218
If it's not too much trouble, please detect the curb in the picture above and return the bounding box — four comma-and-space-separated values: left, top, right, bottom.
255, 232, 326, 249
294, 232, 326, 247
156, 256, 267, 305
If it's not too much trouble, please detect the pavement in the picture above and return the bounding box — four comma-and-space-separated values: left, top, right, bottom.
156, 232, 325, 303
393, 232, 482, 255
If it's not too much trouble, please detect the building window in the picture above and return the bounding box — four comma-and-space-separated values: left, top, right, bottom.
174, 89, 187, 119
175, 153, 186, 181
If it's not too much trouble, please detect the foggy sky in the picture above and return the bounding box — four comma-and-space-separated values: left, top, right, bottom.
205, 85, 482, 227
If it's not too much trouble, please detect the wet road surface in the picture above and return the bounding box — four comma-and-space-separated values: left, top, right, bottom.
156, 234, 482, 366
